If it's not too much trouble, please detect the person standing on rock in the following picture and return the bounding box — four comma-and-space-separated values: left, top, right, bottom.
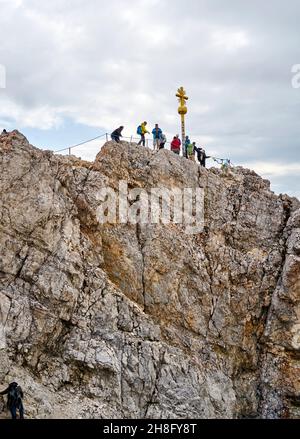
184, 135, 191, 158
111, 126, 124, 143
170, 135, 181, 155
0, 382, 24, 419
196, 146, 210, 167
152, 124, 162, 150
186, 141, 195, 161
137, 121, 150, 147
159, 133, 167, 149
199, 148, 210, 168
221, 159, 231, 174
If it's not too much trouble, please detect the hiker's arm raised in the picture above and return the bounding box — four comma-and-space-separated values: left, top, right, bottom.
0, 387, 9, 395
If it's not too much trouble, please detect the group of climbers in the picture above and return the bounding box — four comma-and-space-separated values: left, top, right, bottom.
184, 137, 210, 167
111, 122, 168, 150
1, 125, 228, 170
111, 124, 213, 168
137, 122, 168, 150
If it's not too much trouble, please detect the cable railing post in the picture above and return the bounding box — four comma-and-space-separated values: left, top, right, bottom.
69, 147, 71, 155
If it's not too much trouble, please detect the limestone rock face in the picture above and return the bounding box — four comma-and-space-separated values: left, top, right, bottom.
0, 130, 299, 419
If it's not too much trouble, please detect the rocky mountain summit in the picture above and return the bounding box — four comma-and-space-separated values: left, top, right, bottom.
0, 130, 299, 418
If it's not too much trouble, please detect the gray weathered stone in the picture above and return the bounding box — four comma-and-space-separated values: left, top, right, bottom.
0, 130, 299, 419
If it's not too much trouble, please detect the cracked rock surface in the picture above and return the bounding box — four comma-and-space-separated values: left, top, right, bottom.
0, 130, 299, 418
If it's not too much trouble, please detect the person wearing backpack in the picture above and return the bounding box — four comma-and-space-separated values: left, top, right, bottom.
186, 141, 196, 161
0, 382, 24, 419
184, 135, 191, 158
159, 133, 167, 149
152, 124, 162, 150
137, 121, 149, 146
170, 135, 181, 155
195, 146, 210, 167
111, 126, 124, 143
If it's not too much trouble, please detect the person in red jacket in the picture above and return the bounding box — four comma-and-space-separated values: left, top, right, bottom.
170, 135, 181, 155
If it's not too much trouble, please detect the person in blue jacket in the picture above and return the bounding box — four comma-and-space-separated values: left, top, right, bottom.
152, 124, 162, 150
184, 135, 191, 158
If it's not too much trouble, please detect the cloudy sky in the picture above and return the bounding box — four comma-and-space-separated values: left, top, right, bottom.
0, 0, 299, 198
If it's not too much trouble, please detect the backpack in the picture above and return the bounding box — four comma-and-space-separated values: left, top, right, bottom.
186, 143, 194, 155
7, 384, 22, 408
137, 125, 142, 135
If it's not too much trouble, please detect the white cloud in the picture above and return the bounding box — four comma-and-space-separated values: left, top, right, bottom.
211, 28, 250, 52
0, 0, 23, 6
246, 162, 300, 178
0, 98, 63, 129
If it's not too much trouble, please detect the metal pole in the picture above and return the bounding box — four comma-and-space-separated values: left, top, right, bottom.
69, 147, 71, 155
181, 114, 185, 156
106, 133, 108, 141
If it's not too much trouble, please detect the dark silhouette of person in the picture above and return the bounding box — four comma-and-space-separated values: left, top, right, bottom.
195, 147, 210, 167
0, 382, 24, 419
1, 129, 8, 135
111, 126, 124, 143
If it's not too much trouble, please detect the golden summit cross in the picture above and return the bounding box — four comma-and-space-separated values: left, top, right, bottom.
176, 86, 188, 108
176, 87, 188, 151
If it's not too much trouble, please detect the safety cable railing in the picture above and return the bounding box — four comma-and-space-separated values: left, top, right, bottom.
54, 133, 174, 155
54, 133, 108, 155
54, 132, 233, 166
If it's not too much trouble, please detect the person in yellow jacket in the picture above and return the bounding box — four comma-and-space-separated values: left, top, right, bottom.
137, 121, 150, 146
